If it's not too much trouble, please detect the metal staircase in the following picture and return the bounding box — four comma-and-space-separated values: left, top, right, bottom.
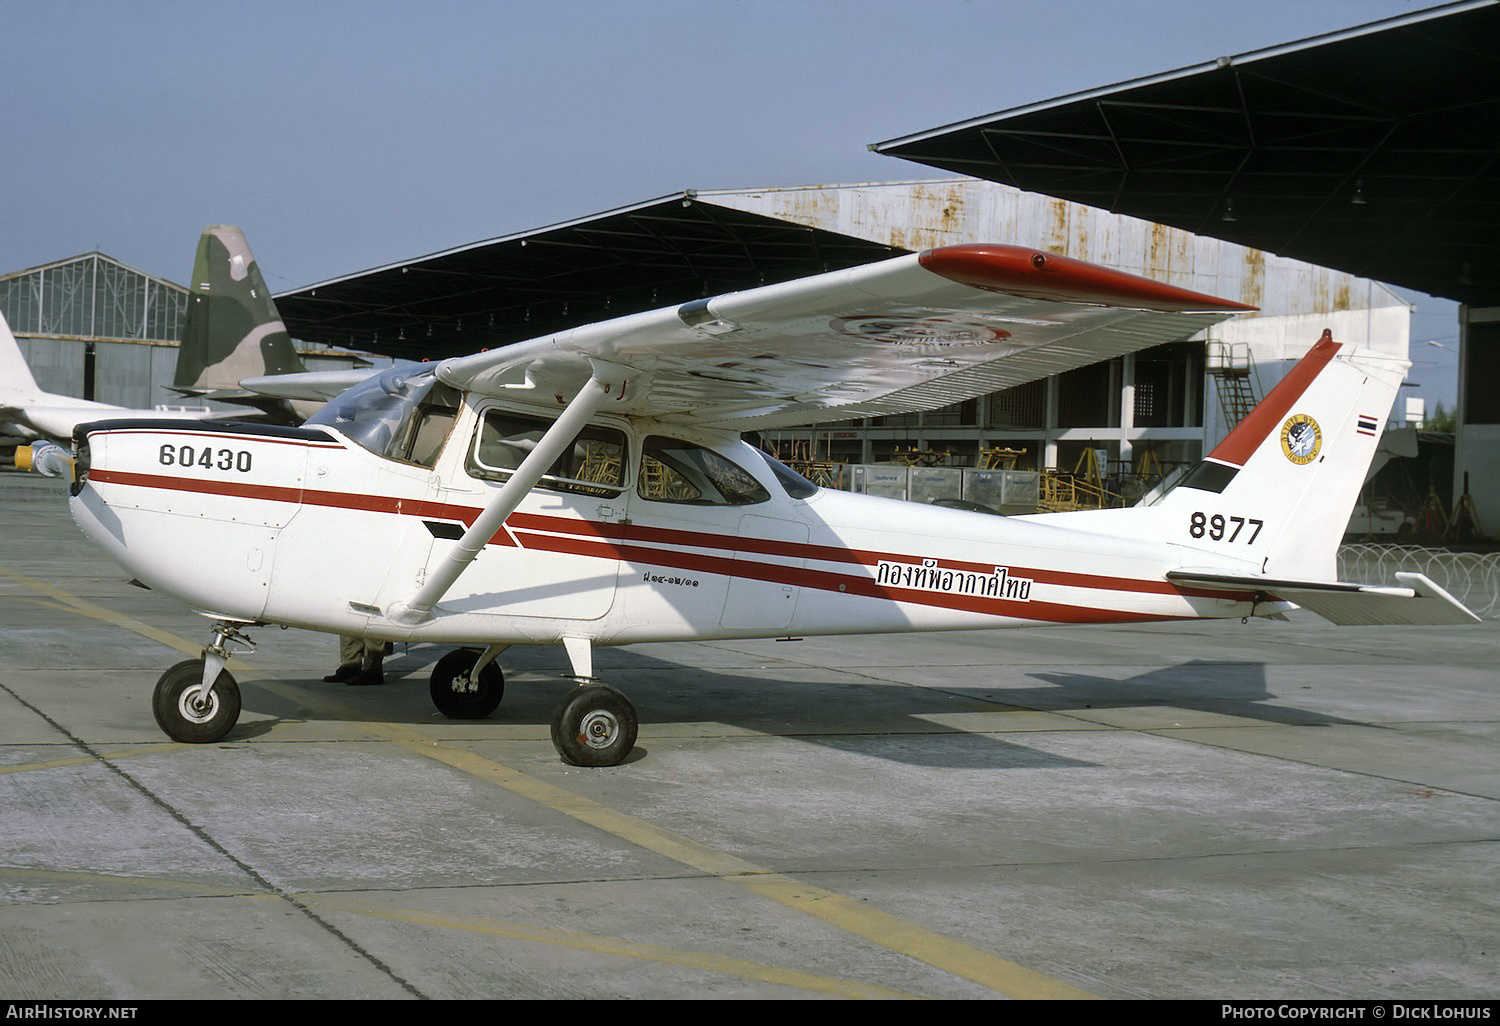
1206, 340, 1260, 429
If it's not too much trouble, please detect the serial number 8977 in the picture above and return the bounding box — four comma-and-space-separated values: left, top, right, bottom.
159, 443, 253, 473
1189, 511, 1263, 543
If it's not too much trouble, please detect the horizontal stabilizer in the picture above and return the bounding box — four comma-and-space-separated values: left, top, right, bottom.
1167, 570, 1480, 626
240, 367, 376, 401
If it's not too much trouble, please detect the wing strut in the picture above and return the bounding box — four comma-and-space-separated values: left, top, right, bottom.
386, 361, 630, 626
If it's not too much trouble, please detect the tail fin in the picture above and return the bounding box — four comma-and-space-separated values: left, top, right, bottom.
0, 311, 45, 401
172, 225, 307, 392
1156, 330, 1408, 581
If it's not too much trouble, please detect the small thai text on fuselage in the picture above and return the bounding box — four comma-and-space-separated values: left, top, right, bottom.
875, 558, 1033, 601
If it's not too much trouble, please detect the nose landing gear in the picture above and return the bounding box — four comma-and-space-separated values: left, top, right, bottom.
151, 622, 253, 743
429, 645, 507, 719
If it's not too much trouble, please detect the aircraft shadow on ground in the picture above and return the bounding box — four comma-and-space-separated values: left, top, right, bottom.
1024, 660, 1366, 729
235, 644, 1366, 770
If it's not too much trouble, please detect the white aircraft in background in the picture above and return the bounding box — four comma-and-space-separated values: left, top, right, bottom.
0, 309, 218, 446
29, 243, 1478, 766
3, 225, 343, 456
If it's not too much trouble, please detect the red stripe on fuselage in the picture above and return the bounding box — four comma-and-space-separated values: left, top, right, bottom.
87, 469, 1236, 621
90, 469, 517, 547
513, 511, 1197, 597
91, 427, 343, 449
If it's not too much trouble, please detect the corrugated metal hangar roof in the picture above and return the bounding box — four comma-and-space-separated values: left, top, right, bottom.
274, 194, 900, 360
872, 0, 1500, 306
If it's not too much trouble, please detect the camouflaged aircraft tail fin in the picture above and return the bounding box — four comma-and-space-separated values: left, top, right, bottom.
172, 226, 306, 391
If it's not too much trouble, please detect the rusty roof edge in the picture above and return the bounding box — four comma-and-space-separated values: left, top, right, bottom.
707, 178, 1411, 309
694, 178, 968, 198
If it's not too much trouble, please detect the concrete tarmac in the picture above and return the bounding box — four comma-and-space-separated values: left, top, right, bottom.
1, 471, 1496, 1000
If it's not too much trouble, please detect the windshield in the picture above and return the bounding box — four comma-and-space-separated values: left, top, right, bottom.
306, 365, 443, 459
755, 449, 819, 499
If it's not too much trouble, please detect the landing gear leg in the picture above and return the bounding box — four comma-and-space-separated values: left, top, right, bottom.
152, 622, 253, 743
549, 637, 637, 767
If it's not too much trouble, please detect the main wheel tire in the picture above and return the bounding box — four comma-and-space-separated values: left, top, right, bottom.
429, 648, 505, 719
152, 659, 241, 743
551, 684, 637, 767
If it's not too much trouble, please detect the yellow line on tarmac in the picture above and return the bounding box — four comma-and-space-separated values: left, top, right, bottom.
307, 896, 917, 999
367, 725, 1097, 1000
0, 744, 181, 775
1, 567, 1099, 1000
0, 568, 204, 660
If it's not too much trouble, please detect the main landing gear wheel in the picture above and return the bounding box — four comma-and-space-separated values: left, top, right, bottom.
430, 648, 505, 719
551, 684, 637, 768
152, 659, 241, 743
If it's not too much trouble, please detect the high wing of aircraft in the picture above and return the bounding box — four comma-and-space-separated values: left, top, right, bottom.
49, 243, 1479, 767
3, 225, 332, 451
431, 244, 1257, 428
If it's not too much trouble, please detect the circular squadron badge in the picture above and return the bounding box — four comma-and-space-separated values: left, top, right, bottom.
830, 315, 1010, 347
1280, 413, 1322, 464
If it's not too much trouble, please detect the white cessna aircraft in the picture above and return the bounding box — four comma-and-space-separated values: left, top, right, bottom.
40, 243, 1478, 765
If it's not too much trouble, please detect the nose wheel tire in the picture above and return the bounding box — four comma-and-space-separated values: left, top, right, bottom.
429, 648, 505, 719
551, 684, 637, 767
152, 659, 241, 743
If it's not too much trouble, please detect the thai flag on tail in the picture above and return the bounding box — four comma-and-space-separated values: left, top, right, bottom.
1357, 414, 1379, 436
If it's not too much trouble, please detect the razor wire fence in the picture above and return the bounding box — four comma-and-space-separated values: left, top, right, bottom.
1338, 544, 1500, 619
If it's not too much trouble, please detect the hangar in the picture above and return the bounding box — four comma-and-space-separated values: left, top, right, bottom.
0, 248, 367, 431
872, 0, 1499, 531
0, 251, 189, 409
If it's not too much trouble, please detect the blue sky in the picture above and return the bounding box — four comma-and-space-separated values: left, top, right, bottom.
2, 0, 1462, 405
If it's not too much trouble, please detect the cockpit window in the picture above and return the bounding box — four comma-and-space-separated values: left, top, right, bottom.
469, 409, 626, 496
306, 365, 458, 467
639, 437, 770, 506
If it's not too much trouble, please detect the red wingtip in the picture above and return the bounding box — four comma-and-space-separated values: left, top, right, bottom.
918, 244, 1258, 313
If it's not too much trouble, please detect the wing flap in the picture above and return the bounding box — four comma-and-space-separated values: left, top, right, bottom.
1167, 570, 1481, 626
